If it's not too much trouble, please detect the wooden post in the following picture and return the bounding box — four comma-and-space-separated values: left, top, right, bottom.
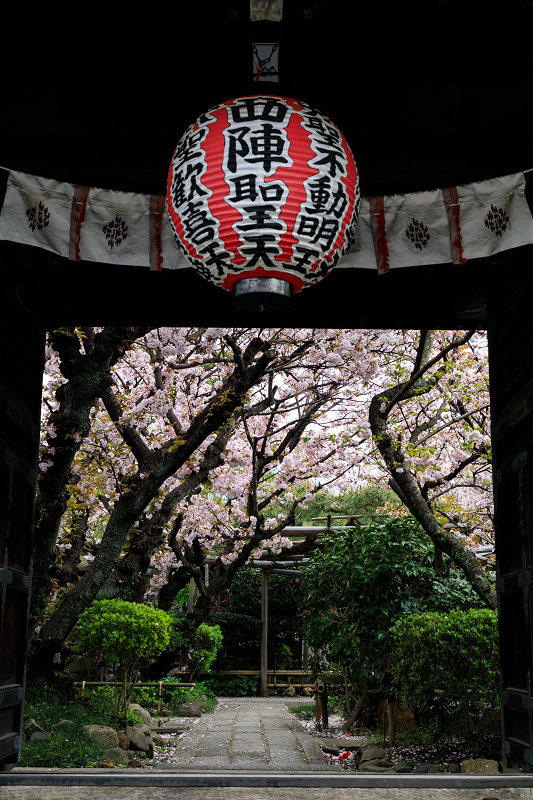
316, 678, 328, 727
259, 568, 269, 696
157, 680, 163, 714
187, 577, 195, 612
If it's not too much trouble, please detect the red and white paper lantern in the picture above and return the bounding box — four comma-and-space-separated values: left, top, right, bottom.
167, 95, 360, 309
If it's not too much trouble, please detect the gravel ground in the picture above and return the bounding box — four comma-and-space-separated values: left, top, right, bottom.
295, 712, 501, 771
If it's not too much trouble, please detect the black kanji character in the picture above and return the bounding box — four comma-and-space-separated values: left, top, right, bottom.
173, 129, 207, 167
194, 261, 218, 282
312, 218, 340, 249
199, 242, 234, 276
237, 205, 283, 232
228, 174, 258, 202
327, 184, 349, 219
247, 124, 288, 172
313, 146, 346, 178
171, 163, 207, 208
305, 176, 331, 214
306, 118, 342, 149
230, 98, 288, 124
240, 234, 280, 267
182, 200, 216, 244
297, 216, 320, 239
292, 245, 321, 274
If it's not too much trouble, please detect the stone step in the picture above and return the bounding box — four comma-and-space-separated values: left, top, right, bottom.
153, 726, 190, 734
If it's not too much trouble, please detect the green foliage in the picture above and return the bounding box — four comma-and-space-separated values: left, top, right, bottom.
169, 618, 223, 679
76, 600, 172, 716
211, 570, 303, 670
274, 643, 294, 669
290, 703, 315, 721
203, 673, 259, 696
163, 678, 218, 713
390, 608, 499, 737
301, 517, 485, 724
295, 486, 397, 526
20, 676, 120, 767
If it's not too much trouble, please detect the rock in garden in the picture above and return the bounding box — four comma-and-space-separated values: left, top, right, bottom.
23, 719, 46, 739
428, 764, 447, 773
103, 747, 130, 765
51, 720, 74, 730
118, 732, 129, 750
282, 685, 296, 696
358, 760, 394, 773
461, 758, 499, 774
125, 725, 149, 752
151, 733, 168, 747
30, 731, 51, 742
374, 758, 395, 768
302, 687, 314, 697
447, 763, 461, 773
132, 723, 152, 736
393, 762, 413, 773
175, 701, 203, 717
83, 725, 119, 751
360, 745, 387, 762
321, 745, 340, 756
128, 703, 151, 725
317, 737, 361, 752
411, 762, 436, 773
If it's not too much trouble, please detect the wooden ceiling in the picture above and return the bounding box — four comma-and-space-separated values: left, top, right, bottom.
1, 1, 532, 328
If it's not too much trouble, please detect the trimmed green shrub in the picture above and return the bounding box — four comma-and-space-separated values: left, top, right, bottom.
76, 600, 172, 717
170, 619, 223, 679
390, 608, 499, 737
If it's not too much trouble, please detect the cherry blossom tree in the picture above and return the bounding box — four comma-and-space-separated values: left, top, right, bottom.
31, 326, 376, 673
366, 329, 495, 608
31, 325, 494, 675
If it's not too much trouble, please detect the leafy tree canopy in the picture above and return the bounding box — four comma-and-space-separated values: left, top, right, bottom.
301, 516, 486, 729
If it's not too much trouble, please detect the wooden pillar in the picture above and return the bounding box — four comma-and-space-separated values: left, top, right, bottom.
0, 256, 44, 772
259, 568, 269, 696
488, 253, 533, 771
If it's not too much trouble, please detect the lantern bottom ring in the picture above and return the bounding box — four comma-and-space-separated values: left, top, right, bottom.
232, 277, 293, 312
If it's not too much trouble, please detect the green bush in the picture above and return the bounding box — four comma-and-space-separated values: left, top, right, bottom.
170, 619, 223, 679
20, 676, 120, 767
76, 600, 172, 716
203, 673, 259, 696
390, 608, 499, 737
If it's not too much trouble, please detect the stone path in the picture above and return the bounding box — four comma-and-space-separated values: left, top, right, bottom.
148, 697, 336, 771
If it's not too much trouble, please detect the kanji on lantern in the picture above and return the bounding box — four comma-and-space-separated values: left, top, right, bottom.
167, 95, 360, 306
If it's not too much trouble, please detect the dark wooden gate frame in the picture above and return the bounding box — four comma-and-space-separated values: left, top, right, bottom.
1, 0, 533, 778
1, 244, 533, 774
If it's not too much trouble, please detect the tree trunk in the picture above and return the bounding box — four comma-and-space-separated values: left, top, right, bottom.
32, 327, 152, 626
28, 339, 276, 675
369, 389, 497, 609
343, 687, 368, 732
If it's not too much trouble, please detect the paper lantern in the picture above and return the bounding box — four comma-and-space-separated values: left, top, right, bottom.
167, 95, 360, 310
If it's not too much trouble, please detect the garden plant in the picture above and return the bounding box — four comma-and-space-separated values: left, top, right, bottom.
76, 599, 172, 717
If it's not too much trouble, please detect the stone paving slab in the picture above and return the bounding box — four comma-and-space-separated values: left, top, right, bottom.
143, 697, 335, 772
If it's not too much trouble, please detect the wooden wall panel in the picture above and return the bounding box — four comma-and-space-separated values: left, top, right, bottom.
0, 259, 44, 771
